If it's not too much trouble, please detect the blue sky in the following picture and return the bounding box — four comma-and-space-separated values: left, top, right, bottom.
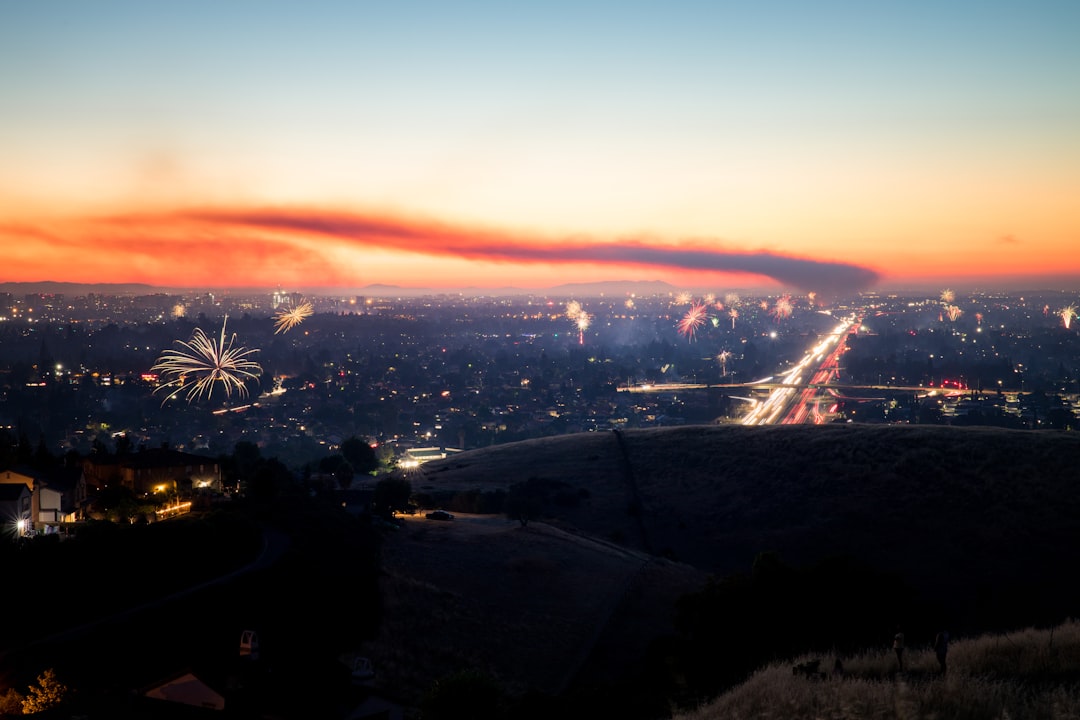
2, 1, 1078, 291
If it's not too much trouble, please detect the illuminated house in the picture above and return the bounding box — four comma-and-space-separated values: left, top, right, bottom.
0, 466, 87, 533
0, 482, 32, 538
83, 447, 222, 496
36, 465, 87, 530
0, 469, 37, 525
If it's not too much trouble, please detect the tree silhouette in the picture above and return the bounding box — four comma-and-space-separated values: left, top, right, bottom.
341, 435, 379, 474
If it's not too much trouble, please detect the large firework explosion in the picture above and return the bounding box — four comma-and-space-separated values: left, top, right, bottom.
675, 291, 694, 306
274, 299, 314, 334
940, 289, 956, 304
677, 303, 708, 341
945, 304, 963, 322
151, 316, 263, 403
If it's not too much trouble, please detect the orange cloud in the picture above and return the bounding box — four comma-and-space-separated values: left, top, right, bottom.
3, 205, 882, 293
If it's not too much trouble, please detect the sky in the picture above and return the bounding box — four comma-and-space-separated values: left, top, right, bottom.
1, 1, 1079, 295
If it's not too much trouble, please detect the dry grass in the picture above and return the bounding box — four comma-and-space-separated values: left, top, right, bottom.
359, 513, 707, 702
675, 620, 1080, 720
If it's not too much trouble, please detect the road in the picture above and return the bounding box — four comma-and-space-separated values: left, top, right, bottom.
742, 314, 862, 425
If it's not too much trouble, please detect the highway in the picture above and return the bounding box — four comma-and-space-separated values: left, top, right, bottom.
617, 312, 971, 425
741, 314, 861, 425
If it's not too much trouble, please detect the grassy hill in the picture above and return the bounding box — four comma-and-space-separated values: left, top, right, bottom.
360, 424, 1080, 716
363, 514, 706, 706
675, 619, 1080, 720
403, 424, 1080, 634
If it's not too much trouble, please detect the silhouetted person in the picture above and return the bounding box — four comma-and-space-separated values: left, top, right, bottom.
893, 627, 905, 672
933, 630, 949, 674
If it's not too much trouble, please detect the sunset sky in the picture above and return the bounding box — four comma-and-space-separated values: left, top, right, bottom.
2, 1, 1078, 294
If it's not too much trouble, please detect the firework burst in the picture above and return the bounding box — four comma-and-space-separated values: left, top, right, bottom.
1061, 305, 1078, 330
172, 303, 186, 319
677, 303, 708, 341
274, 300, 314, 334
724, 292, 741, 306
624, 298, 635, 310
576, 312, 591, 344
565, 300, 583, 321
945, 304, 963, 322
716, 349, 732, 376
675, 291, 694, 306
940, 289, 956, 304
729, 308, 739, 328
151, 316, 263, 403
772, 295, 794, 320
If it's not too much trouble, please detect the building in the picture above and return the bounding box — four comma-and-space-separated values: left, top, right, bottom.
0, 465, 88, 534
0, 481, 32, 538
83, 447, 223, 497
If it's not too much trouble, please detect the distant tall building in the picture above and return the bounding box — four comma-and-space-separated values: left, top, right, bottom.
271, 289, 303, 309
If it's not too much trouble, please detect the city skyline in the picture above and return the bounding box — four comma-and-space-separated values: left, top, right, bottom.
2, 2, 1079, 293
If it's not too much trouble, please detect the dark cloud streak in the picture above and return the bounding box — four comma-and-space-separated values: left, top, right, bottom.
179, 207, 880, 293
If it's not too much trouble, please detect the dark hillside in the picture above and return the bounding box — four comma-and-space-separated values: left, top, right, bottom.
408, 424, 1080, 634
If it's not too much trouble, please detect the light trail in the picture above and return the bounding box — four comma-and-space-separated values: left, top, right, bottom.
741, 315, 860, 425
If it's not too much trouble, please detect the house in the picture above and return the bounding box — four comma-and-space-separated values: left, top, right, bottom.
1, 468, 40, 533
0, 482, 32, 538
83, 447, 223, 497
1, 465, 88, 533
36, 465, 87, 531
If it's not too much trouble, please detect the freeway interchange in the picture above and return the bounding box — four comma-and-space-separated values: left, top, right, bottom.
739, 314, 861, 425
619, 314, 875, 426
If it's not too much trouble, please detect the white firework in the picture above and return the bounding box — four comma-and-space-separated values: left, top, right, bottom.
151, 316, 263, 403
274, 300, 314, 334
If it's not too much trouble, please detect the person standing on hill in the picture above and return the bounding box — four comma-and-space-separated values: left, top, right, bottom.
933, 630, 949, 674
893, 627, 905, 672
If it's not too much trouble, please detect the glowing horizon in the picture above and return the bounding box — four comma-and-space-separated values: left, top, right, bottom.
2, 2, 1078, 293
